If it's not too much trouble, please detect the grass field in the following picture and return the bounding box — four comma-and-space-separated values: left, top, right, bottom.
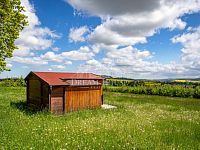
1, 87, 200, 149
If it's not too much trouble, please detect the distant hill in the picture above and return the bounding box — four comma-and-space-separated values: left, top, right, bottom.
99, 75, 113, 79
98, 75, 200, 82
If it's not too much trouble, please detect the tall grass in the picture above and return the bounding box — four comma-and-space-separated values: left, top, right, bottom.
1, 87, 200, 149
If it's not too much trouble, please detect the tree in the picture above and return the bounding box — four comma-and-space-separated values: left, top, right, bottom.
0, 0, 28, 72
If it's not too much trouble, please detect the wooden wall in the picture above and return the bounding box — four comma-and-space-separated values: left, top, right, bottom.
27, 75, 49, 108
65, 85, 102, 112
42, 83, 49, 108
50, 87, 64, 114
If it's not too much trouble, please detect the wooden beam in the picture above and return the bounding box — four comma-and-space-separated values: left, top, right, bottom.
101, 85, 103, 105
49, 86, 52, 112
40, 82, 43, 108
101, 95, 104, 105
26, 80, 29, 105
63, 87, 66, 113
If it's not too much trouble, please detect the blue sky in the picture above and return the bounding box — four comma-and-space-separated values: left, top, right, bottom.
1, 0, 200, 79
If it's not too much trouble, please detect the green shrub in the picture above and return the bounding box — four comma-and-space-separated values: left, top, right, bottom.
103, 84, 200, 99
194, 87, 200, 98
0, 77, 26, 87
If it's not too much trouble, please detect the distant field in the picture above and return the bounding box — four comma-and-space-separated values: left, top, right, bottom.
173, 79, 200, 83
1, 87, 200, 149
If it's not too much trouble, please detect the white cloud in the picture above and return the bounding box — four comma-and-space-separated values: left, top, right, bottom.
52, 47, 60, 52
89, 23, 147, 45
10, 45, 93, 67
67, 0, 200, 46
14, 0, 60, 57
40, 51, 62, 62
11, 56, 48, 65
40, 46, 94, 63
86, 59, 101, 66
79, 26, 200, 78
8, 0, 62, 68
61, 46, 94, 60
172, 26, 200, 69
168, 19, 186, 30
106, 46, 151, 61
66, 0, 200, 78
13, 48, 34, 57
51, 65, 66, 70
78, 46, 189, 79
66, 0, 160, 17
6, 63, 13, 68
64, 61, 72, 65
69, 26, 89, 42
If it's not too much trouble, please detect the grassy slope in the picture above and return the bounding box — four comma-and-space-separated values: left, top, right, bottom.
0, 87, 200, 149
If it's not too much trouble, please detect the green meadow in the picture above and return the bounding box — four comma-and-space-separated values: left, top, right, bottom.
1, 87, 200, 149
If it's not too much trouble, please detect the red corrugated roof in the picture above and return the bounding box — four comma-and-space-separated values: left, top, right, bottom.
26, 72, 103, 86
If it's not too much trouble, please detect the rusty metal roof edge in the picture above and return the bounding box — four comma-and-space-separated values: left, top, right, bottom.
32, 71, 103, 78
25, 71, 104, 86
28, 72, 51, 86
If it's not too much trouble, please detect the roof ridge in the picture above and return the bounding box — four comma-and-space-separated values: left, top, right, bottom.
33, 71, 94, 74
26, 71, 104, 86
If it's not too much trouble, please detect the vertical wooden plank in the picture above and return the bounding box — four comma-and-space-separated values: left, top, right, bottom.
91, 88, 93, 108
69, 88, 71, 112
77, 88, 79, 111
71, 87, 74, 112
73, 87, 75, 111
82, 88, 85, 109
85, 88, 88, 108
65, 88, 67, 112
49, 86, 51, 112
87, 88, 90, 108
76, 89, 78, 111
75, 88, 78, 111
69, 87, 72, 112
94, 88, 96, 107
70, 87, 72, 112
65, 87, 69, 112
26, 79, 29, 105
89, 87, 92, 108
66, 87, 69, 112
82, 88, 84, 109
72, 87, 74, 112
73, 89, 76, 111
84, 89, 87, 108
95, 89, 98, 107
95, 87, 97, 106
101, 85, 103, 105
78, 88, 83, 110
63, 87, 65, 113
78, 89, 81, 110
97, 86, 100, 106
40, 82, 43, 107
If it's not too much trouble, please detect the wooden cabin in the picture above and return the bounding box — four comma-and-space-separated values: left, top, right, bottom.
25, 72, 104, 114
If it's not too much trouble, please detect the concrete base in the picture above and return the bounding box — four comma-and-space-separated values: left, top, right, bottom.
101, 104, 117, 109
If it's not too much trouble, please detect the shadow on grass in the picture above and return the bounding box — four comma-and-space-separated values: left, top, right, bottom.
10, 101, 49, 115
